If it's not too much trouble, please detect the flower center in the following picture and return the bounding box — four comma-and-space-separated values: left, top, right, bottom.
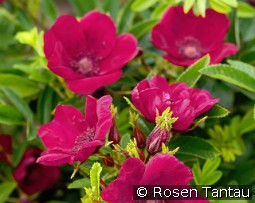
71, 55, 99, 76
177, 37, 204, 59
77, 57, 93, 75
72, 127, 95, 152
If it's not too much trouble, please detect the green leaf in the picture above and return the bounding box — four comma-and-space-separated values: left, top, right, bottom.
184, 0, 195, 13
68, 0, 98, 16
228, 60, 255, 77
192, 157, 222, 185
68, 178, 90, 189
90, 162, 102, 200
0, 182, 17, 203
131, 0, 158, 11
177, 54, 210, 87
37, 86, 55, 124
209, 0, 232, 13
205, 104, 230, 118
41, 0, 58, 22
220, 0, 237, 7
201, 157, 221, 176
1, 87, 34, 123
200, 171, 222, 185
129, 19, 158, 39
27, 0, 40, 18
0, 74, 41, 98
168, 136, 220, 159
200, 64, 255, 93
26, 122, 38, 141
103, 0, 119, 20
238, 110, 255, 135
237, 2, 255, 18
117, 0, 135, 33
151, 2, 170, 18
120, 133, 131, 149
0, 104, 24, 125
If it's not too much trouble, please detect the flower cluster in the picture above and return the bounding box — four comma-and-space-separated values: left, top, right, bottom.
34, 5, 235, 202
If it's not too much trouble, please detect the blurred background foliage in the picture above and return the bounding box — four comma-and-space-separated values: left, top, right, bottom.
0, 0, 255, 202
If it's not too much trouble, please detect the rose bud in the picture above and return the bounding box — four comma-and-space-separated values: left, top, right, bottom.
146, 107, 177, 154
133, 125, 146, 149
102, 155, 114, 167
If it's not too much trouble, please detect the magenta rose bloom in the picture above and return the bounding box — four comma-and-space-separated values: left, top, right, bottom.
132, 75, 219, 131
151, 6, 238, 66
44, 10, 138, 95
13, 148, 60, 195
37, 95, 112, 166
0, 134, 12, 165
101, 154, 209, 202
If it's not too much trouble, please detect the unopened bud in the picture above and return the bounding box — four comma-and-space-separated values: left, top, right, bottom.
102, 155, 114, 167
133, 125, 146, 149
137, 149, 145, 162
108, 119, 120, 145
146, 126, 171, 154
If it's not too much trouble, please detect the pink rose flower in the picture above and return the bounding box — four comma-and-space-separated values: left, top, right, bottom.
13, 148, 60, 195
37, 95, 112, 166
132, 75, 219, 131
0, 134, 12, 165
151, 6, 238, 66
44, 10, 138, 95
101, 154, 209, 202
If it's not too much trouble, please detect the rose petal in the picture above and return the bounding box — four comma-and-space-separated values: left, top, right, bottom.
44, 15, 86, 58
80, 10, 116, 58
101, 158, 145, 203
67, 71, 122, 95
141, 154, 193, 185
99, 34, 138, 74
